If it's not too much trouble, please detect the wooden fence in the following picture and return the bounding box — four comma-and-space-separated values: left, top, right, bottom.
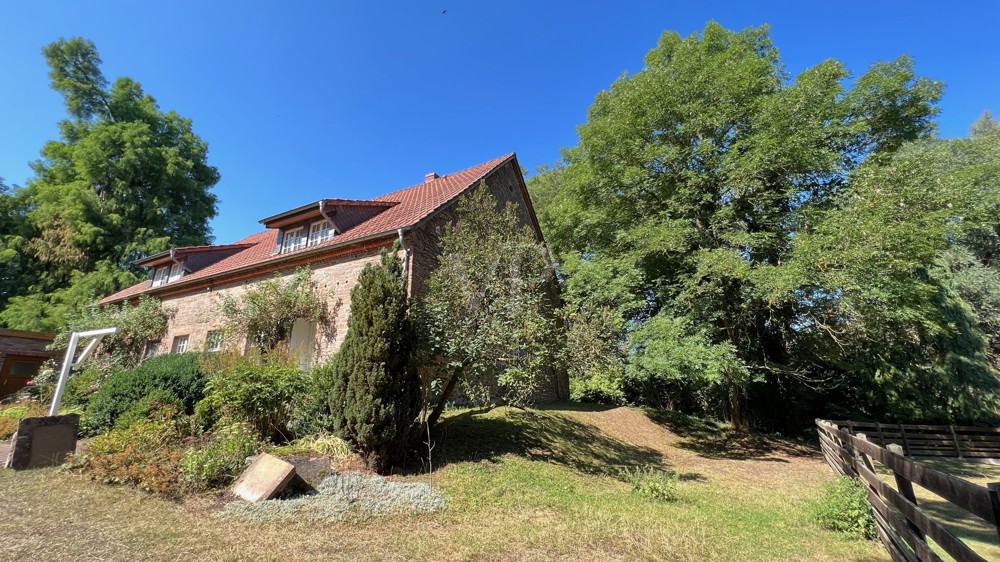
816, 419, 1000, 562
829, 420, 1000, 460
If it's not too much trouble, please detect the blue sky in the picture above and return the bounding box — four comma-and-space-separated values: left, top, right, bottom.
2, 1, 997, 244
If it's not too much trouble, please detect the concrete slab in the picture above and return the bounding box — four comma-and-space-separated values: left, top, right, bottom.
5, 415, 78, 470
232, 453, 296, 503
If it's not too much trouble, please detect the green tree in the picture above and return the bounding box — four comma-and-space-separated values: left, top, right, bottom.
527, 22, 978, 429
330, 247, 421, 471
417, 182, 561, 428
54, 295, 173, 369
0, 38, 219, 331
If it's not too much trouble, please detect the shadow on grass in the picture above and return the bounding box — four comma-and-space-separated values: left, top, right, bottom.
429, 407, 670, 479
645, 409, 818, 462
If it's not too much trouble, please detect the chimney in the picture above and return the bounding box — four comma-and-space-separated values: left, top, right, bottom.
425, 172, 440, 183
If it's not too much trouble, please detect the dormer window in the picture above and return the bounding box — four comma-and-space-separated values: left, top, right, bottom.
308, 220, 332, 246
152, 266, 169, 287
282, 227, 306, 253
168, 263, 184, 282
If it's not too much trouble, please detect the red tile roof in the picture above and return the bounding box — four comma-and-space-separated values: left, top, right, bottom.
100, 153, 516, 304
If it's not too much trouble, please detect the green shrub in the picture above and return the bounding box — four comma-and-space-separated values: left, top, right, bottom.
180, 422, 260, 490
333, 248, 421, 472
71, 417, 188, 495
570, 365, 627, 405
114, 389, 183, 430
83, 353, 207, 434
196, 355, 307, 440
619, 465, 678, 502
288, 359, 340, 437
810, 476, 877, 540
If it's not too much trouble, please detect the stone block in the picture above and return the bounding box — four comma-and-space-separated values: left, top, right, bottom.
5, 414, 78, 470
232, 453, 296, 502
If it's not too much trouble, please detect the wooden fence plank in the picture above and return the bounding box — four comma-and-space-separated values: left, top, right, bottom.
818, 422, 999, 526
855, 463, 988, 562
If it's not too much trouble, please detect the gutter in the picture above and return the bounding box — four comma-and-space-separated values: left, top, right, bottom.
319, 200, 340, 234
397, 228, 411, 290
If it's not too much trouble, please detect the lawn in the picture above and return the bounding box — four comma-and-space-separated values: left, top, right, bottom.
0, 403, 887, 561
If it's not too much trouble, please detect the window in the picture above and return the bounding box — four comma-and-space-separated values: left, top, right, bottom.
168, 262, 184, 282
205, 330, 223, 352
171, 335, 189, 354
152, 266, 169, 287
308, 220, 332, 246
145, 341, 161, 358
282, 227, 306, 253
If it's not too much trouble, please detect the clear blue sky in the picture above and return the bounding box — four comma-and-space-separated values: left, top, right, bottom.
2, 1, 997, 244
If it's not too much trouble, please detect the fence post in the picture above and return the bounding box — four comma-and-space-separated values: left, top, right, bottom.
949, 425, 964, 459
887, 443, 925, 541
988, 483, 1000, 541
898, 423, 910, 456
876, 422, 886, 447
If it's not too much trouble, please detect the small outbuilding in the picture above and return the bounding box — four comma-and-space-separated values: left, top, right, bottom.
0, 329, 59, 399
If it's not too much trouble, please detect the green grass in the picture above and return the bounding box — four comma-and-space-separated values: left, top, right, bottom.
0, 404, 887, 561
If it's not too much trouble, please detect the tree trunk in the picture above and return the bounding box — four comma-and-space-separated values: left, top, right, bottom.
426, 367, 463, 429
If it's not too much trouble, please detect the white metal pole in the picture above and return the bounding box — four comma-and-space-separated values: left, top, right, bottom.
49, 332, 80, 416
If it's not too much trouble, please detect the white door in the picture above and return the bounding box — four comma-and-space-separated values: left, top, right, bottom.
288, 318, 317, 370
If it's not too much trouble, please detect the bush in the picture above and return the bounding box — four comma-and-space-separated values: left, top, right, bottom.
114, 389, 183, 430
83, 353, 207, 434
570, 365, 627, 405
180, 422, 260, 490
72, 417, 188, 495
332, 248, 421, 472
619, 465, 678, 502
0, 402, 50, 440
810, 476, 877, 540
288, 359, 340, 437
195, 354, 307, 440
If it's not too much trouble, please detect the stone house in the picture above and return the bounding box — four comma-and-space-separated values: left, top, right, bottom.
100, 153, 568, 399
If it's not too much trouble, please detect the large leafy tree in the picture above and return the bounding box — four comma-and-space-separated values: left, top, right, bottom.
0, 38, 219, 331
528, 22, 1000, 428
417, 182, 561, 427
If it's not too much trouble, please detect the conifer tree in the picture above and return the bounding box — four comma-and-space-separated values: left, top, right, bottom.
329, 247, 420, 471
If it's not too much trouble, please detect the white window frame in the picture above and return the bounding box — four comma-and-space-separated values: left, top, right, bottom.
171, 335, 189, 354
205, 330, 223, 352
152, 266, 169, 287
308, 220, 332, 246
282, 227, 306, 253
168, 262, 184, 283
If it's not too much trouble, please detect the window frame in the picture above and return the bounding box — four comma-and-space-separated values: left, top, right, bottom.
171, 335, 189, 354
168, 262, 184, 283
205, 330, 223, 352
308, 220, 332, 246
152, 266, 169, 287
282, 226, 306, 253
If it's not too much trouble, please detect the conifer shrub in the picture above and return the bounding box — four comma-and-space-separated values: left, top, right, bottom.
329, 248, 421, 472
114, 389, 184, 430
83, 353, 207, 434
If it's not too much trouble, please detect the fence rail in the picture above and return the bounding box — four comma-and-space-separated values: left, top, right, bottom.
828, 420, 1000, 459
816, 419, 1000, 562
